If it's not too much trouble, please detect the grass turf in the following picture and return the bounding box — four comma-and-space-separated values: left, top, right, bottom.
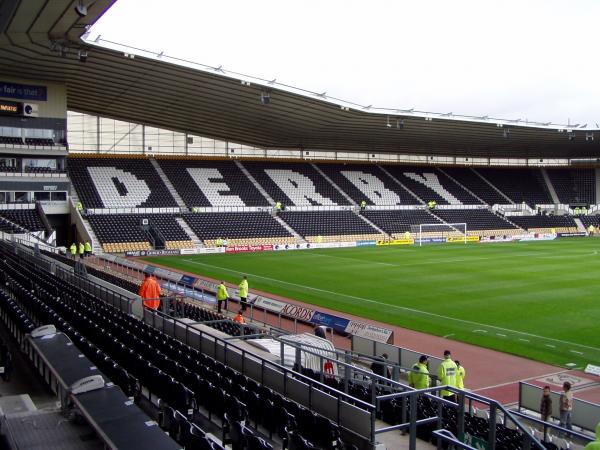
143, 238, 600, 367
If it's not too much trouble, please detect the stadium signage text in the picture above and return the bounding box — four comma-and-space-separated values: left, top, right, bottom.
375, 239, 414, 246
310, 312, 350, 331
125, 249, 180, 257
0, 81, 48, 101
225, 244, 274, 253
447, 236, 480, 243
557, 232, 586, 237
0, 99, 21, 116
345, 321, 393, 343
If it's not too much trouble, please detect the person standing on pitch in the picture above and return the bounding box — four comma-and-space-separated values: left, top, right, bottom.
216, 281, 229, 314
239, 275, 249, 311
408, 355, 430, 389
455, 360, 466, 390
437, 350, 458, 402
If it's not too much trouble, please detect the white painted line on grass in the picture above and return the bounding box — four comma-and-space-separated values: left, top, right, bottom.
443, 333, 454, 338
183, 258, 600, 354
519, 338, 530, 342
497, 333, 507, 337
473, 329, 488, 333
570, 350, 584, 355
545, 344, 556, 348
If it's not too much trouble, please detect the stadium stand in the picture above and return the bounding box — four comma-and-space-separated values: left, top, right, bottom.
0, 208, 45, 232
361, 209, 444, 238
157, 157, 269, 207
475, 169, 553, 206
383, 166, 476, 205
0, 245, 361, 450
86, 213, 193, 252
441, 168, 508, 205
183, 212, 294, 246
279, 211, 382, 242
546, 169, 596, 204
316, 163, 418, 205
68, 155, 177, 209
244, 161, 350, 206
509, 215, 579, 234
431, 209, 520, 236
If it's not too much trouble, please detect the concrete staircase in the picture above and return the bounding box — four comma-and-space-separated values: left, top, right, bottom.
574, 217, 587, 233
311, 163, 355, 205
81, 216, 102, 254
274, 215, 306, 242
175, 217, 204, 247
471, 168, 514, 204
354, 210, 390, 238
149, 158, 187, 209
234, 160, 274, 204
437, 168, 486, 204
378, 165, 425, 204
540, 168, 560, 204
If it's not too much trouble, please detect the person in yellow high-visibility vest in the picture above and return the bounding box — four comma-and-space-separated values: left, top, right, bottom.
69, 243, 77, 258
84, 241, 92, 258
78, 242, 85, 259
455, 360, 466, 390
437, 350, 458, 401
408, 355, 430, 389
216, 281, 229, 314
238, 275, 249, 311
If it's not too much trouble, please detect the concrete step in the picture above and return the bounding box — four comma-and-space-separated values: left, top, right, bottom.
273, 215, 305, 242
235, 160, 274, 204
311, 163, 355, 205
149, 158, 187, 209
176, 217, 204, 246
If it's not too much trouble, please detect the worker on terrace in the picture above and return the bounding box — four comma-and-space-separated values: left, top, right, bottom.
139, 272, 161, 310
437, 350, 458, 401
360, 200, 367, 210
455, 360, 466, 390
69, 242, 77, 259
408, 355, 430, 389
233, 309, 246, 325
78, 242, 85, 259
239, 275, 249, 311
216, 281, 229, 314
84, 241, 92, 258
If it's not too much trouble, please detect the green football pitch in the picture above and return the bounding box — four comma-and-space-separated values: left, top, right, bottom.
143, 238, 600, 367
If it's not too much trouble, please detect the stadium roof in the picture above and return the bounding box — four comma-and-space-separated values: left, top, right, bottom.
1, 0, 599, 159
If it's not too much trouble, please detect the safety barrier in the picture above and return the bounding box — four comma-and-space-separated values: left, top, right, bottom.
519, 381, 600, 432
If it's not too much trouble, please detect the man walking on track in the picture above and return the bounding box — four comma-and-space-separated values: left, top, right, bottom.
139, 272, 161, 310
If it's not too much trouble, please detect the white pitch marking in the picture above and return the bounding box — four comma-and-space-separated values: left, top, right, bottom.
496, 333, 507, 337
570, 350, 584, 355
473, 330, 488, 333
519, 338, 530, 342
182, 258, 600, 353
545, 344, 556, 348
443, 333, 455, 338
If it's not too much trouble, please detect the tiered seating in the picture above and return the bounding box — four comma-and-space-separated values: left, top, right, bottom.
158, 158, 269, 207
441, 168, 508, 205
580, 216, 600, 230
0, 160, 19, 172
24, 138, 54, 146
244, 161, 350, 206
317, 163, 417, 206
361, 210, 443, 238
0, 136, 23, 145
546, 169, 596, 205
509, 215, 578, 234
431, 209, 519, 236
87, 214, 192, 253
0, 209, 44, 232
183, 212, 294, 246
68, 156, 177, 209
279, 211, 381, 242
0, 247, 350, 450
475, 169, 552, 206
383, 166, 474, 205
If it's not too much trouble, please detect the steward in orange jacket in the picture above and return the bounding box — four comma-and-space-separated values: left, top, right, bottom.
139, 273, 161, 310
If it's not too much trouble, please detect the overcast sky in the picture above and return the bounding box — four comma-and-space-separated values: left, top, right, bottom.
90, 0, 600, 127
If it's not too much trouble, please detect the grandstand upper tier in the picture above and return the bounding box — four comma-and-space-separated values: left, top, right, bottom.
67, 155, 597, 251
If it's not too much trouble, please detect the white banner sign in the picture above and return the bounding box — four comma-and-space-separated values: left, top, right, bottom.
345, 321, 393, 343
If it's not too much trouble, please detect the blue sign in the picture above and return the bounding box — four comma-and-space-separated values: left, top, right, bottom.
310, 311, 350, 331
180, 275, 197, 286
161, 282, 213, 303
356, 240, 376, 247
0, 81, 47, 101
